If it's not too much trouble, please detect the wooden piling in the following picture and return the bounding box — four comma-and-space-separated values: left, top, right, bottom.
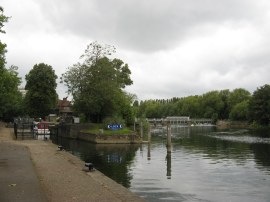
148, 124, 151, 143
167, 122, 172, 153
140, 121, 143, 138
147, 143, 151, 160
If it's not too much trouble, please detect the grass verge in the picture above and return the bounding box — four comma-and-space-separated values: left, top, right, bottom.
82, 128, 135, 135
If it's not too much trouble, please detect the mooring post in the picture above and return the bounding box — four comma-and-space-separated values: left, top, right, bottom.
140, 121, 143, 138
148, 124, 151, 143
167, 122, 172, 153
147, 142, 151, 160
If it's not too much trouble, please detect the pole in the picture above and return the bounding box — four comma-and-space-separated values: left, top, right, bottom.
167, 122, 172, 153
140, 121, 143, 139
147, 143, 151, 160
148, 124, 151, 143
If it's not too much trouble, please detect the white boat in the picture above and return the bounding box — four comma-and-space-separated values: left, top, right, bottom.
34, 121, 50, 140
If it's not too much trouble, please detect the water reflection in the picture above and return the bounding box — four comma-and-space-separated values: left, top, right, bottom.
166, 151, 171, 179
147, 143, 151, 161
51, 127, 270, 202
51, 136, 140, 188
251, 144, 270, 172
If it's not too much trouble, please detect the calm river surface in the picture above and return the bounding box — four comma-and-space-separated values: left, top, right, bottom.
52, 127, 270, 202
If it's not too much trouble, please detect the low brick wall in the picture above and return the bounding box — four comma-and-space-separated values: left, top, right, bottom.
78, 132, 142, 144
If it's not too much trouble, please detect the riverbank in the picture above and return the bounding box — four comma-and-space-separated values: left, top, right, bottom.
216, 120, 250, 129
0, 123, 145, 202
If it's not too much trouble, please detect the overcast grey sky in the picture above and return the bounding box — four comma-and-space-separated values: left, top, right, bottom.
1, 0, 270, 100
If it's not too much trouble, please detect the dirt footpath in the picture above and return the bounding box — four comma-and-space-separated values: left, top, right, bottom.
0, 123, 145, 202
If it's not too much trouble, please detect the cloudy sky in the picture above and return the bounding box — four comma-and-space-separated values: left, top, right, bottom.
1, 0, 270, 100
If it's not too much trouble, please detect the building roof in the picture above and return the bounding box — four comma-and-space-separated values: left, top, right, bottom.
57, 97, 73, 113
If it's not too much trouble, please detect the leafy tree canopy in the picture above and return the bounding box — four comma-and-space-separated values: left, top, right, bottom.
249, 84, 270, 125
229, 100, 249, 121
0, 66, 23, 121
0, 7, 22, 121
0, 6, 9, 70
61, 41, 134, 123
228, 88, 251, 109
0, 7, 9, 33
136, 88, 254, 123
24, 63, 58, 117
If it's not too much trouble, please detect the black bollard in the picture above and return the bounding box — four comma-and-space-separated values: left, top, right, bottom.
85, 162, 94, 171
58, 145, 64, 151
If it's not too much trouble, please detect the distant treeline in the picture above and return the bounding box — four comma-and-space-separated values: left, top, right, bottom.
133, 84, 270, 126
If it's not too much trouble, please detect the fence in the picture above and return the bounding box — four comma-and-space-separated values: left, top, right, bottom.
14, 117, 34, 140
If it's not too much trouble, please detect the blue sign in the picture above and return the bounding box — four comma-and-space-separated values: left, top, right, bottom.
107, 124, 122, 130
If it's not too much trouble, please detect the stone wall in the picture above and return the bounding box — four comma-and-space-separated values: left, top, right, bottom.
50, 123, 142, 144
78, 132, 142, 144
50, 123, 95, 139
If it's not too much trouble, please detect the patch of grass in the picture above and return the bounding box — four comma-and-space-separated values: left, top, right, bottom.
83, 128, 135, 135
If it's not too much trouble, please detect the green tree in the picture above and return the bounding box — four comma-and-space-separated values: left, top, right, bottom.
200, 91, 224, 120
180, 96, 201, 118
24, 63, 58, 117
219, 89, 230, 119
229, 100, 249, 121
0, 8, 23, 121
144, 100, 161, 118
0, 7, 9, 70
61, 42, 133, 123
249, 84, 270, 125
0, 40, 7, 70
0, 66, 23, 121
117, 92, 137, 125
0, 7, 8, 32
228, 88, 251, 110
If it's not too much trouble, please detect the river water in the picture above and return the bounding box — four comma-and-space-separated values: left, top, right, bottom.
52, 127, 270, 202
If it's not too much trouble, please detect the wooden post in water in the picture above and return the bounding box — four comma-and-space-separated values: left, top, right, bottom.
148, 124, 151, 143
166, 120, 172, 178
140, 121, 143, 139
147, 142, 151, 160
166, 122, 172, 153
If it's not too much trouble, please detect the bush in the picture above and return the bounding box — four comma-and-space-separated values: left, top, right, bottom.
102, 116, 125, 130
